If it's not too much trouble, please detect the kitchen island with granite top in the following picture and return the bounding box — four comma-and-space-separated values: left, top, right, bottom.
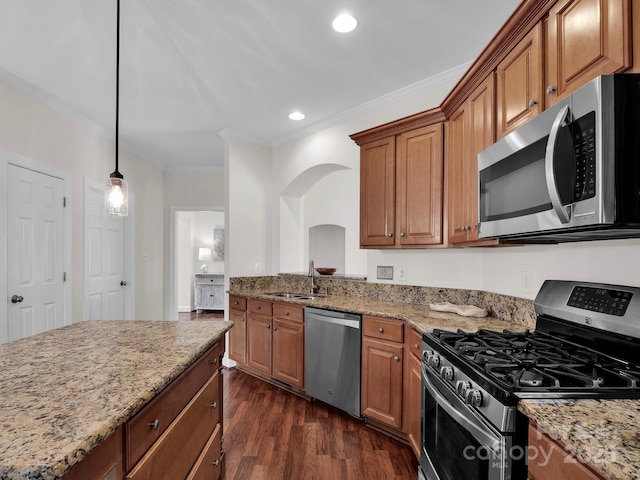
0, 319, 232, 480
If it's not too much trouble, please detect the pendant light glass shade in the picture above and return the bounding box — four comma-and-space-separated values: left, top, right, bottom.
105, 172, 128, 216
105, 0, 128, 216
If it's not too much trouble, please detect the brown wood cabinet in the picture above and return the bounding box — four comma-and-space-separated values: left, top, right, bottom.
357, 123, 444, 248
528, 424, 605, 480
238, 297, 306, 389
403, 328, 423, 458
446, 75, 496, 245
125, 340, 225, 480
546, 0, 631, 105
496, 23, 544, 138
272, 303, 305, 389
228, 295, 247, 365
361, 316, 404, 429
62, 427, 123, 480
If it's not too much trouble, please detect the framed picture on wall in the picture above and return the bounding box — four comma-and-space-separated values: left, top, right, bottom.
213, 227, 224, 261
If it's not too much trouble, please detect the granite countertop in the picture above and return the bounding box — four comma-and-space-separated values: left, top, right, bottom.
0, 320, 232, 480
229, 288, 525, 335
519, 399, 640, 480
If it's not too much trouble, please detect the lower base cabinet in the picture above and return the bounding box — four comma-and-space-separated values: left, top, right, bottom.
528, 424, 604, 480
62, 427, 123, 480
403, 328, 423, 458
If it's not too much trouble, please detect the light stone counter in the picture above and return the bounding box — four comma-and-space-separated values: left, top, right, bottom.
0, 320, 232, 480
519, 399, 640, 480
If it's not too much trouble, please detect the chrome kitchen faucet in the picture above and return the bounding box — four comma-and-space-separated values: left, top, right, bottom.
308, 259, 319, 294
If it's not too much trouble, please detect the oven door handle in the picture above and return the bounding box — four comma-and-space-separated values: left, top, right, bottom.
545, 104, 572, 224
424, 365, 501, 452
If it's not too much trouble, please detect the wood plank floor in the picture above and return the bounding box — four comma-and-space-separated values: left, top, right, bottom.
222, 368, 419, 480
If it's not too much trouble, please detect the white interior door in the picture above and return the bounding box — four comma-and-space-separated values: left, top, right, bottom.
7, 165, 65, 341
85, 181, 126, 320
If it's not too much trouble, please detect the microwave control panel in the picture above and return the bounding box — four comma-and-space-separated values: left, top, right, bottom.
572, 112, 596, 202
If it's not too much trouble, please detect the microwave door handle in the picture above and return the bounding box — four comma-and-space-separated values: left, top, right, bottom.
545, 105, 571, 224
423, 365, 501, 451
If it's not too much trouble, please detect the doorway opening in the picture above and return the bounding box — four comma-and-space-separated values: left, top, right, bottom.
169, 206, 225, 321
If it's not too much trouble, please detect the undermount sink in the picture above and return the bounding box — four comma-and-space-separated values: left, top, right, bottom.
266, 292, 325, 300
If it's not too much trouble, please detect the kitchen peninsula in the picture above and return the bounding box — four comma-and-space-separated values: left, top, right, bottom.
0, 320, 232, 480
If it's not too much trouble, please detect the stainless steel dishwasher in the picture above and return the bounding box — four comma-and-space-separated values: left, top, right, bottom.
304, 307, 361, 418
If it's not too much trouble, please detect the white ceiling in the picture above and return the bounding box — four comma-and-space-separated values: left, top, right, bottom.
0, 0, 521, 171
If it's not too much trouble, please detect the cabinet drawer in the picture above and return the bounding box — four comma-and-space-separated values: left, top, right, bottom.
125, 341, 223, 471
407, 328, 422, 360
126, 372, 221, 480
186, 424, 223, 480
363, 316, 404, 343
248, 298, 273, 315
195, 274, 224, 285
229, 295, 247, 310
273, 302, 304, 322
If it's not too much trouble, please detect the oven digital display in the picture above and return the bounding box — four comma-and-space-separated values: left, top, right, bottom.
567, 286, 632, 316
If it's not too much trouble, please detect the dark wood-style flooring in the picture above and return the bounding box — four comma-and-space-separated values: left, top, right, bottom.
222, 368, 419, 480
178, 310, 224, 320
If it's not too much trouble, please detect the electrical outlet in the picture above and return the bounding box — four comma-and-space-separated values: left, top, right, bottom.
255, 262, 262, 274
521, 271, 532, 294
398, 266, 407, 282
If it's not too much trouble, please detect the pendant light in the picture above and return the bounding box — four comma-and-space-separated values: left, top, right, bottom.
105, 0, 128, 216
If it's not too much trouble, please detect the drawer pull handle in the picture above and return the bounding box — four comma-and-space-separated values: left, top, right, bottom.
273, 326, 278, 331
414, 344, 419, 350
394, 356, 400, 362
256, 305, 261, 310
378, 327, 384, 334
285, 311, 289, 315
148, 419, 160, 430
210, 402, 218, 409
210, 459, 220, 467
210, 358, 218, 366
234, 301, 238, 305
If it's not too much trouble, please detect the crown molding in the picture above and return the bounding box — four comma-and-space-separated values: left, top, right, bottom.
271, 62, 470, 148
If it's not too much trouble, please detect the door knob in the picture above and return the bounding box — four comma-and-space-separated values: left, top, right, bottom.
120, 281, 128, 286
11, 295, 24, 304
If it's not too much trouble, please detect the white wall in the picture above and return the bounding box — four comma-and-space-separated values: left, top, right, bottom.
177, 213, 194, 311
0, 81, 166, 322
267, 73, 640, 299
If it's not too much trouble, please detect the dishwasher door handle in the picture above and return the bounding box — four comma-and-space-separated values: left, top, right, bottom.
306, 313, 360, 330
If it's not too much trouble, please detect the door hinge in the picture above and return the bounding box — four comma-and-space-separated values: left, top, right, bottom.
63, 197, 67, 207
63, 272, 67, 282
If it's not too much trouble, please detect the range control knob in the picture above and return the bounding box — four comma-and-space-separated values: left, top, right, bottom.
440, 366, 454, 381
428, 354, 441, 369
465, 389, 483, 408
456, 381, 471, 398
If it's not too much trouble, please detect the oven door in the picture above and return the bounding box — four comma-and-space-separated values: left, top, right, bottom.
421, 364, 511, 480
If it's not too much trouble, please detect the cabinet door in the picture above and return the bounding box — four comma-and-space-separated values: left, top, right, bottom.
496, 23, 543, 138
404, 350, 422, 458
272, 317, 304, 388
447, 75, 495, 245
247, 312, 272, 377
528, 424, 605, 480
546, 0, 630, 105
396, 124, 443, 246
360, 136, 396, 247
361, 337, 403, 429
229, 308, 247, 365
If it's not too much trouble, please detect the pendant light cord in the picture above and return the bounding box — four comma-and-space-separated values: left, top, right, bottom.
115, 0, 120, 175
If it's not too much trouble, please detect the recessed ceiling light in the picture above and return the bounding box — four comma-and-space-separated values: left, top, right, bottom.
332, 13, 357, 33
289, 111, 305, 120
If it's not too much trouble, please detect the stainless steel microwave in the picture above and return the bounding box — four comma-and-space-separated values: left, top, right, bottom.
478, 74, 640, 243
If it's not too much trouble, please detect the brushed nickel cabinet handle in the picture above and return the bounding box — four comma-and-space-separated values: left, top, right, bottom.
547, 85, 556, 95
210, 460, 220, 467
394, 356, 400, 362
210, 358, 218, 365
400, 232, 405, 237
266, 324, 270, 329
378, 327, 384, 334
386, 232, 393, 238
528, 99, 537, 107
148, 419, 160, 430
256, 305, 261, 310
210, 402, 218, 409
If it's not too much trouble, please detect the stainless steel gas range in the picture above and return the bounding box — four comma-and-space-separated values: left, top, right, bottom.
419, 280, 640, 480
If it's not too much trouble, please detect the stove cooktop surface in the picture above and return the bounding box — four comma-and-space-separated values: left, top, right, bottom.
428, 327, 640, 399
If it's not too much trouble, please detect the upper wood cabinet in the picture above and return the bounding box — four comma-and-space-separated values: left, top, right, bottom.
359, 136, 396, 247
446, 75, 495, 246
546, 0, 631, 105
358, 123, 444, 249
496, 23, 544, 138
